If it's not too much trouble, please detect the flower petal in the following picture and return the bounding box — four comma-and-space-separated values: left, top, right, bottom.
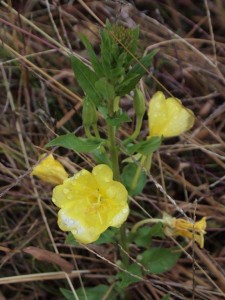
148, 91, 167, 137
162, 98, 195, 137
52, 170, 98, 208
92, 164, 113, 183
52, 164, 129, 244
102, 181, 128, 205
148, 92, 195, 138
58, 202, 109, 243
109, 204, 129, 227
194, 217, 207, 232
32, 154, 68, 185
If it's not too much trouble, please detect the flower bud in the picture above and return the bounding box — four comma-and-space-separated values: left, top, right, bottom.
133, 88, 146, 117
82, 99, 97, 126
148, 91, 195, 137
31, 154, 68, 185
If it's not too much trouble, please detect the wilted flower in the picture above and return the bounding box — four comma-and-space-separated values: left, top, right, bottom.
148, 91, 195, 137
52, 164, 129, 244
163, 213, 207, 248
31, 154, 68, 185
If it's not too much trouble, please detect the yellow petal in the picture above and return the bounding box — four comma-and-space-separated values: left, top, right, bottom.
31, 154, 68, 185
109, 204, 129, 227
52, 170, 96, 208
148, 91, 195, 137
92, 164, 113, 183
52, 164, 129, 244
194, 217, 207, 232
148, 91, 167, 137
101, 181, 128, 205
162, 213, 206, 248
175, 229, 204, 248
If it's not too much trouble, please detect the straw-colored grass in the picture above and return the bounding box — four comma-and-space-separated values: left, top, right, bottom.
0, 1, 225, 299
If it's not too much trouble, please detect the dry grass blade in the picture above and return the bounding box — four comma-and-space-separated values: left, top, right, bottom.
0, 0, 225, 299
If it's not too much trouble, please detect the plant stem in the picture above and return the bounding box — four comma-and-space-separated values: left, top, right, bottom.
132, 218, 163, 233
130, 153, 153, 195
93, 124, 101, 138
123, 115, 143, 146
107, 123, 120, 181
84, 126, 94, 139
107, 99, 128, 268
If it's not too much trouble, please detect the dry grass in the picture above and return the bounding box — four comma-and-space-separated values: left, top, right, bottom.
0, 0, 225, 299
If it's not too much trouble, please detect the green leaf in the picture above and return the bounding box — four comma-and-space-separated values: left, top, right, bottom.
95, 78, 115, 101
65, 233, 78, 246
106, 112, 131, 126
46, 133, 105, 153
60, 284, 116, 300
71, 55, 101, 105
94, 227, 117, 244
121, 163, 147, 196
126, 136, 162, 155
116, 49, 159, 96
60, 288, 76, 300
116, 263, 142, 289
65, 228, 118, 246
139, 248, 181, 274
133, 223, 164, 248
161, 295, 170, 300
98, 105, 108, 119
129, 26, 139, 54
91, 148, 111, 165
80, 35, 103, 77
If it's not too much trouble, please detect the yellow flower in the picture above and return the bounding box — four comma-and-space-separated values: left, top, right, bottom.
31, 154, 68, 185
163, 213, 207, 248
52, 164, 129, 244
148, 91, 195, 137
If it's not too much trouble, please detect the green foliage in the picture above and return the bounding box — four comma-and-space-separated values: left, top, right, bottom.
133, 88, 146, 117
139, 248, 181, 274
45, 133, 105, 153
71, 55, 101, 105
82, 97, 97, 126
126, 136, 162, 155
106, 111, 131, 127
116, 50, 159, 96
121, 163, 147, 196
132, 223, 164, 248
76, 21, 157, 102
95, 78, 115, 102
65, 232, 78, 246
91, 148, 111, 165
116, 263, 142, 289
60, 284, 116, 300
161, 295, 170, 300
94, 227, 118, 244
65, 227, 117, 246
80, 35, 103, 76
100, 22, 140, 82
98, 106, 131, 127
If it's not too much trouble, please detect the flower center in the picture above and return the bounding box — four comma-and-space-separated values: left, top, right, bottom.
86, 190, 105, 224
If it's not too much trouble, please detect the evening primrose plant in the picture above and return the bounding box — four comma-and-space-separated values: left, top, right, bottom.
32, 21, 206, 297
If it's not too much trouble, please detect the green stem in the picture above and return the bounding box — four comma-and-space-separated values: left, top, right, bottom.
92, 124, 100, 138
107, 123, 120, 181
132, 218, 163, 233
107, 99, 128, 268
84, 126, 94, 139
119, 224, 129, 267
123, 115, 143, 146
130, 153, 153, 196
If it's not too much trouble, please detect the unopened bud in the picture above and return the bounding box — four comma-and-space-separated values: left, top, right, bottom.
82, 99, 97, 126
133, 88, 146, 117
